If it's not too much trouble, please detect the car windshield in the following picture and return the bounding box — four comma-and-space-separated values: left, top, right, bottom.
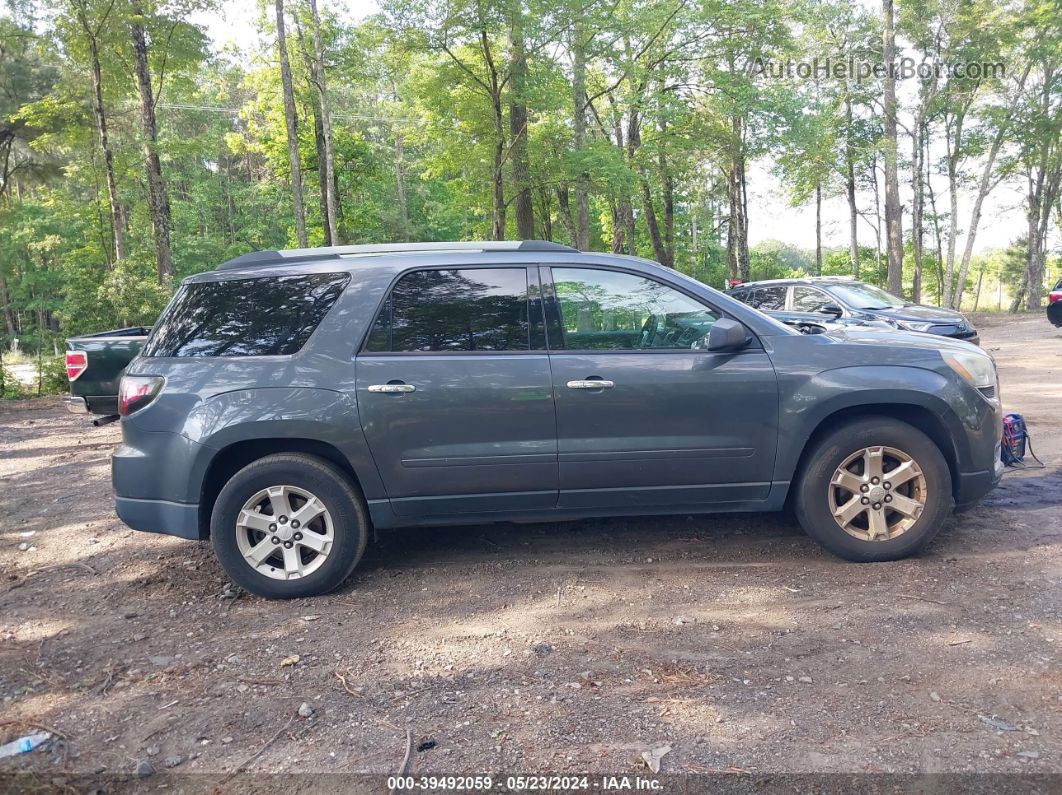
826, 282, 904, 310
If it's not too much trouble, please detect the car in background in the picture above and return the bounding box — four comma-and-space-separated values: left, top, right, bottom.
761, 308, 894, 336
1047, 278, 1062, 327
727, 277, 979, 345
65, 327, 150, 416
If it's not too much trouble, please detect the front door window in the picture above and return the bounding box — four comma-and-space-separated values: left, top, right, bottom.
550, 268, 719, 350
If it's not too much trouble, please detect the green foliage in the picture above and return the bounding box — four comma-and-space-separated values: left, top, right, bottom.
0, 0, 1055, 400
37, 355, 69, 395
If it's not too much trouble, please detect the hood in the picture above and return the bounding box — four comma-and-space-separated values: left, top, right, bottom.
824, 326, 983, 353
870, 303, 970, 325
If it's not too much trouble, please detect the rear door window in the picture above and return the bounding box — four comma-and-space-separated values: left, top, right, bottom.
752, 286, 787, 310
142, 273, 349, 357
366, 268, 532, 352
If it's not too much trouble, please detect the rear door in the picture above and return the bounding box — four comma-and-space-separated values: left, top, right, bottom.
355, 265, 558, 517
545, 266, 778, 510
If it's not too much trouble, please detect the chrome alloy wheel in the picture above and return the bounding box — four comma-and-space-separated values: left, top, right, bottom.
235, 485, 334, 580
827, 446, 928, 541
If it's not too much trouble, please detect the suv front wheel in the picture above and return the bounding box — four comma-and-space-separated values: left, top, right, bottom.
795, 417, 953, 561
211, 453, 369, 598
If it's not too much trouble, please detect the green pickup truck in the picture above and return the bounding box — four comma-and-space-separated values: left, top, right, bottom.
65, 327, 150, 416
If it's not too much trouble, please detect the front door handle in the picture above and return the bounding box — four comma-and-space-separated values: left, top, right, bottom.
368, 383, 416, 394
566, 379, 614, 390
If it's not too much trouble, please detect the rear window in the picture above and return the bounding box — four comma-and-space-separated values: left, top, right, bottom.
142, 273, 349, 357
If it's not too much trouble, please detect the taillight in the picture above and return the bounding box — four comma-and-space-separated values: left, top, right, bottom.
66, 351, 88, 381
1049, 291, 1062, 304
118, 375, 164, 417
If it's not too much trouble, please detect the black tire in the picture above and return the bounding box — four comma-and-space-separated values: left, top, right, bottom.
794, 417, 953, 562
211, 453, 369, 599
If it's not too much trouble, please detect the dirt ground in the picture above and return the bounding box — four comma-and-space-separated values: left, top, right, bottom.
1, 314, 1060, 790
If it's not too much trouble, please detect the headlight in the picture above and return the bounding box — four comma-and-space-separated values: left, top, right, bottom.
941, 349, 998, 400
897, 320, 935, 332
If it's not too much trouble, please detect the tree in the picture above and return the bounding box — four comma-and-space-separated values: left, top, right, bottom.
508, 1, 533, 238
128, 0, 173, 282
881, 0, 903, 296
1010, 2, 1062, 310
275, 0, 308, 246
70, 0, 126, 262
307, 0, 339, 244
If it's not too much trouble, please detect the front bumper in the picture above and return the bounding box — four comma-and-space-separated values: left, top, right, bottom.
954, 420, 1004, 511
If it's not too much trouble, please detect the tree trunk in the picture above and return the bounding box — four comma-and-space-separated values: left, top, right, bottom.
872, 154, 883, 282
0, 275, 15, 336
571, 20, 589, 250
726, 163, 740, 282
737, 124, 750, 280
608, 199, 624, 253
78, 3, 125, 263
129, 2, 173, 283
972, 262, 984, 311
276, 0, 307, 247
925, 145, 946, 305
621, 197, 636, 256
307, 0, 338, 244
312, 107, 331, 245
911, 118, 924, 304
293, 14, 330, 245
881, 0, 903, 296
629, 111, 669, 268
845, 93, 859, 279
537, 187, 553, 241
480, 30, 506, 240
639, 176, 669, 267
509, 6, 533, 239
814, 181, 822, 276
556, 185, 577, 244
394, 133, 409, 242
942, 110, 965, 306
660, 150, 675, 268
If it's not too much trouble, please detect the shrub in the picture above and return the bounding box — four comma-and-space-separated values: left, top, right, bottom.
37, 355, 69, 395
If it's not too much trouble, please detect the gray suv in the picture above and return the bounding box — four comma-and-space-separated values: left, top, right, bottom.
113, 241, 1003, 598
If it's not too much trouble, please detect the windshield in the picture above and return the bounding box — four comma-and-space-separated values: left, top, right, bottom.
826, 282, 904, 309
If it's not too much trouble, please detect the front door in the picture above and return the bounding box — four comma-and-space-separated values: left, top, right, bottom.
356, 266, 557, 517
545, 266, 779, 510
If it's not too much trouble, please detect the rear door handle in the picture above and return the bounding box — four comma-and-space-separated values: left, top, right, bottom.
368, 383, 416, 393
566, 379, 614, 390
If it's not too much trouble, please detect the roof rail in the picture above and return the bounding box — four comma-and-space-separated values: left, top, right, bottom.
217, 240, 577, 270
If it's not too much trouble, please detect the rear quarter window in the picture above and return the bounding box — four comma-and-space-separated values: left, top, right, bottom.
142, 273, 349, 357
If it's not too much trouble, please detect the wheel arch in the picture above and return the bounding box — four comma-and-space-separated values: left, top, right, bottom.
197, 438, 367, 538
785, 403, 961, 506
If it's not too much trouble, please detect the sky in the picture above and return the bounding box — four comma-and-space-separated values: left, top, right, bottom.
192, 0, 1031, 256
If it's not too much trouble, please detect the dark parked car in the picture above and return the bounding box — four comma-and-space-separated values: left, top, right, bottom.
113, 242, 1003, 598
728, 277, 980, 345
65, 327, 150, 415
1047, 278, 1062, 327
765, 309, 894, 335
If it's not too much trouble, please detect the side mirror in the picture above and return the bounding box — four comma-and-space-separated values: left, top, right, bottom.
705, 318, 750, 351
820, 303, 844, 317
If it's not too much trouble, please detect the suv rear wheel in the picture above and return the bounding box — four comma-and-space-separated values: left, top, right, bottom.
794, 417, 953, 561
211, 453, 369, 598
